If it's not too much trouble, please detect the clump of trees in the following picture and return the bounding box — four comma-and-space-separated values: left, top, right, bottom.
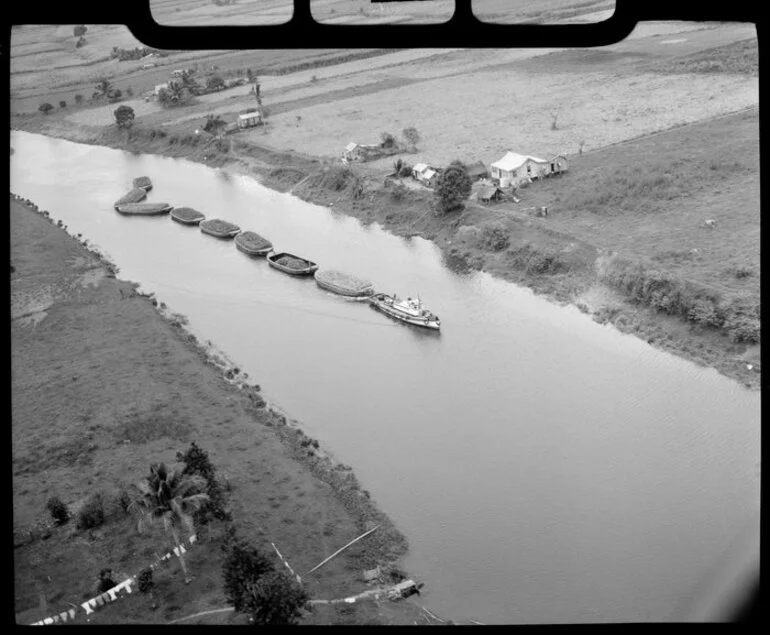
73, 25, 87, 38
222, 527, 310, 625
38, 102, 54, 115
110, 46, 162, 62
206, 75, 225, 91
392, 158, 412, 178
114, 105, 135, 129
434, 160, 472, 214
380, 131, 397, 149
94, 78, 122, 103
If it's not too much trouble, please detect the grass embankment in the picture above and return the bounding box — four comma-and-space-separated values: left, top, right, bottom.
11, 195, 430, 626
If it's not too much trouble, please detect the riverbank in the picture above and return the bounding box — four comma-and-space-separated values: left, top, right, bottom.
11, 194, 438, 625
11, 111, 760, 391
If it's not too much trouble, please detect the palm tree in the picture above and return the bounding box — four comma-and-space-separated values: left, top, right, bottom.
132, 463, 209, 584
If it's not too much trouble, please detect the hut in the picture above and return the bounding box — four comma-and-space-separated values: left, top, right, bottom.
471, 183, 505, 203
237, 111, 262, 129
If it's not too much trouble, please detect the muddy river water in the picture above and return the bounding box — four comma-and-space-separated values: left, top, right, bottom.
11, 131, 760, 624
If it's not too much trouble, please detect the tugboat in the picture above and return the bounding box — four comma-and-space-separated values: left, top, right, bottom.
368, 293, 440, 330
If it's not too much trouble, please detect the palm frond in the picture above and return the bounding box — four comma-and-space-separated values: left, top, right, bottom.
174, 475, 208, 499
180, 493, 210, 514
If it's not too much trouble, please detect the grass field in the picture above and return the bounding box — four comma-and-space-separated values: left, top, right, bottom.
150, 0, 294, 25
471, 0, 615, 23
311, 0, 455, 24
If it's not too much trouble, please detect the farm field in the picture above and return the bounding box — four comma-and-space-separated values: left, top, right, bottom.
311, 0, 455, 24
150, 0, 294, 25
471, 0, 615, 23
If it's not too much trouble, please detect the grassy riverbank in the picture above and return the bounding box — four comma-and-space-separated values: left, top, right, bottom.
11, 195, 438, 625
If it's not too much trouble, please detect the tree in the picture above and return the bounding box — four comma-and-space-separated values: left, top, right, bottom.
435, 160, 472, 214
402, 127, 421, 150
38, 102, 54, 115
176, 441, 231, 523
95, 78, 113, 100
46, 496, 70, 525
108, 89, 123, 103
550, 109, 559, 131
137, 567, 157, 609
222, 532, 309, 625
244, 571, 310, 625
114, 105, 135, 129
74, 94, 84, 105
380, 131, 397, 149
73, 25, 87, 38
76, 37, 87, 48
131, 463, 209, 584
126, 86, 134, 97
59, 100, 67, 109
206, 75, 225, 91
202, 114, 227, 137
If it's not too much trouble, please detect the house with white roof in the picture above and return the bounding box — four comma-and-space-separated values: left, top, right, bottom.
412, 162, 439, 186
490, 151, 569, 187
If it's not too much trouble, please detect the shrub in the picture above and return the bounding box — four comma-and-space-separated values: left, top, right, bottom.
47, 496, 70, 526
73, 25, 87, 37
59, 100, 67, 108
481, 225, 510, 252
245, 570, 310, 625
77, 492, 105, 530
137, 567, 154, 594
97, 568, 116, 593
115, 488, 132, 515
38, 103, 54, 115
74, 94, 84, 105
390, 183, 407, 201
380, 132, 397, 149
725, 314, 760, 343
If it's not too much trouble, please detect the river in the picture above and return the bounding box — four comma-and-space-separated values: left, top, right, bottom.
10, 131, 760, 624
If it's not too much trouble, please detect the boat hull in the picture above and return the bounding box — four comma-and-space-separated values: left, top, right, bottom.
314, 270, 374, 297
200, 220, 241, 239
170, 207, 205, 225
369, 295, 441, 330
115, 203, 172, 215
267, 252, 319, 276
235, 232, 273, 256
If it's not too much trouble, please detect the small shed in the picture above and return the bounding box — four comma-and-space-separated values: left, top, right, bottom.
472, 183, 505, 203
412, 163, 429, 179
466, 161, 488, 181
237, 111, 262, 129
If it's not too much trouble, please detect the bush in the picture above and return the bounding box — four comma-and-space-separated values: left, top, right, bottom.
97, 568, 116, 593
38, 103, 54, 115
77, 492, 105, 530
115, 488, 132, 515
137, 567, 154, 594
59, 100, 67, 108
47, 496, 70, 526
380, 132, 397, 149
390, 183, 407, 201
74, 94, 84, 105
481, 225, 510, 252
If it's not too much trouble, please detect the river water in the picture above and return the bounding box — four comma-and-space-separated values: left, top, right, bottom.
11, 131, 760, 624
